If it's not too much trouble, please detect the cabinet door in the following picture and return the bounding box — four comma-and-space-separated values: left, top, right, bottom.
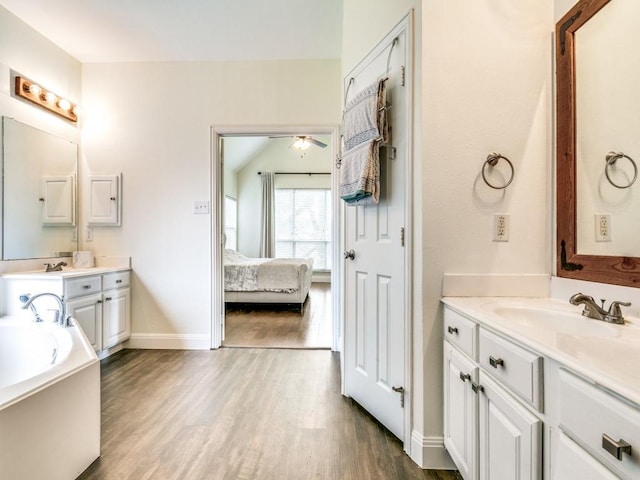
102, 288, 130, 349
550, 430, 620, 480
67, 293, 103, 351
88, 174, 120, 226
444, 341, 478, 480
478, 371, 542, 480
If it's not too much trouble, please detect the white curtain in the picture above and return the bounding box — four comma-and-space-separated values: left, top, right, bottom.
259, 172, 275, 258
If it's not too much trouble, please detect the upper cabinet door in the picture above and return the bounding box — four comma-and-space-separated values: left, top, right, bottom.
88, 174, 121, 226
41, 175, 75, 225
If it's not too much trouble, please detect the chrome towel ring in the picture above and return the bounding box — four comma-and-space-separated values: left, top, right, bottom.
605, 151, 637, 189
482, 152, 514, 190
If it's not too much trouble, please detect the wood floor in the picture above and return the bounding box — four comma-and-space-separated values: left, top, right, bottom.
223, 283, 332, 349
78, 348, 461, 480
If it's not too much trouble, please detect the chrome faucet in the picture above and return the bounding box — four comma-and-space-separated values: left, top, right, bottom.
44, 261, 67, 272
20, 292, 71, 327
569, 293, 630, 325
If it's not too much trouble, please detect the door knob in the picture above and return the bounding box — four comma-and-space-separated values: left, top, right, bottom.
344, 249, 356, 260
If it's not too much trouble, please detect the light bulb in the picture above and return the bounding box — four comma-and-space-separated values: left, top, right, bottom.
28, 83, 41, 96
58, 98, 71, 111
44, 92, 56, 104
294, 137, 311, 150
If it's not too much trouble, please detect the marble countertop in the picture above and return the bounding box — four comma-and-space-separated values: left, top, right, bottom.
442, 296, 640, 407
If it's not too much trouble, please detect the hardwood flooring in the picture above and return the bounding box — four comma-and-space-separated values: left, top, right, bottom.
223, 283, 332, 349
78, 348, 461, 480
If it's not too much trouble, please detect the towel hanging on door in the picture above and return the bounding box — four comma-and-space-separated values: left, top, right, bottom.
340, 79, 387, 205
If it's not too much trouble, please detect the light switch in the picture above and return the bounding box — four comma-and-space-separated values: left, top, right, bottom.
193, 201, 210, 214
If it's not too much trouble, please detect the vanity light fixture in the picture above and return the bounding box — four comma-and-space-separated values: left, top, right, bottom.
14, 76, 78, 123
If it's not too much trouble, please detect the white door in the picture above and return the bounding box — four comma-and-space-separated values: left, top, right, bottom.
343, 20, 411, 441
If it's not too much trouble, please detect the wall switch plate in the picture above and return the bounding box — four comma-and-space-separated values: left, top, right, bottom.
595, 213, 612, 242
193, 201, 210, 214
493, 214, 509, 242
86, 227, 94, 242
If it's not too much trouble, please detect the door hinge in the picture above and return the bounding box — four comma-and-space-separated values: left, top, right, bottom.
401, 66, 405, 86
392, 386, 405, 408
400, 227, 405, 247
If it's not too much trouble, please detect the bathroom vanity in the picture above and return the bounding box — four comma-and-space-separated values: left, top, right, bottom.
1, 266, 131, 356
442, 297, 640, 480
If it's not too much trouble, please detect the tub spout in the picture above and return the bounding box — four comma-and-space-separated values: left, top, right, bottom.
20, 292, 70, 327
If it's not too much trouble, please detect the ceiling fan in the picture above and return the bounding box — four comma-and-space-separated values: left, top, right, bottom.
269, 135, 328, 150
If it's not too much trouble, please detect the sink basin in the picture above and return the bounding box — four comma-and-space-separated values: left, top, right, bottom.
487, 304, 621, 338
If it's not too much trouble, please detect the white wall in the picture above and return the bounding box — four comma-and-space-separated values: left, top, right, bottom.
80, 60, 340, 341
0, 6, 81, 274
235, 137, 332, 257
420, 0, 554, 467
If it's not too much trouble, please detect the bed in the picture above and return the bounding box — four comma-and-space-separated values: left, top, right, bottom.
223, 249, 313, 310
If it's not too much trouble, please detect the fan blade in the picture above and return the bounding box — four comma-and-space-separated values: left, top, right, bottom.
308, 137, 327, 148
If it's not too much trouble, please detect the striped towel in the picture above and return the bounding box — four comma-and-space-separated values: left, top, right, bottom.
340, 79, 387, 205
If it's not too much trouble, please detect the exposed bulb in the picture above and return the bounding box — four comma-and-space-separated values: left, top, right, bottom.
28, 83, 41, 96
44, 91, 56, 104
58, 98, 71, 111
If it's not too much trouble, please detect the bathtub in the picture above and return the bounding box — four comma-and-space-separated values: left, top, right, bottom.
0, 316, 100, 480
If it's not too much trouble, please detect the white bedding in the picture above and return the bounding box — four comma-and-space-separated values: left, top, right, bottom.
224, 249, 313, 293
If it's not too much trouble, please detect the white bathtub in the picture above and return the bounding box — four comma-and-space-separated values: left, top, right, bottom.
0, 317, 101, 480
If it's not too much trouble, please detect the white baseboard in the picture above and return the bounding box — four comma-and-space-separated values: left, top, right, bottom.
410, 431, 456, 470
125, 333, 211, 350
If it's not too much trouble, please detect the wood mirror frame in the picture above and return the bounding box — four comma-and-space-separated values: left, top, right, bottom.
556, 0, 640, 287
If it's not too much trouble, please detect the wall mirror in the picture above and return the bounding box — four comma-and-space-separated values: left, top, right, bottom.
1, 117, 78, 260
557, 0, 640, 287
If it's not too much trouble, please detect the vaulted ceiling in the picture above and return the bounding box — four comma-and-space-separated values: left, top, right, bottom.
0, 0, 343, 63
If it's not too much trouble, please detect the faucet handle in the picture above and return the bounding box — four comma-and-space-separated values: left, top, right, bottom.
608, 300, 631, 316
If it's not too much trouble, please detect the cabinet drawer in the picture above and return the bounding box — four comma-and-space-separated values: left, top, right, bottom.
479, 327, 543, 411
65, 276, 102, 299
444, 307, 477, 359
103, 271, 130, 290
559, 369, 640, 479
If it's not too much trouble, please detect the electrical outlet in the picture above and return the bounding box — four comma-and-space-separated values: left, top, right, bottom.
86, 227, 94, 242
493, 214, 509, 242
595, 214, 611, 242
193, 200, 210, 214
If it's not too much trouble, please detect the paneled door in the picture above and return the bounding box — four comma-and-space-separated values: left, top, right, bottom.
343, 19, 410, 441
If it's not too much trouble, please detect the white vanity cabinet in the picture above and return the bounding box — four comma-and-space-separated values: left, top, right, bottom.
443, 298, 640, 480
1, 268, 131, 354
444, 306, 542, 480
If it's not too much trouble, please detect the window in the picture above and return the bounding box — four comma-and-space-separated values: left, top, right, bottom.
224, 196, 237, 250
275, 189, 331, 270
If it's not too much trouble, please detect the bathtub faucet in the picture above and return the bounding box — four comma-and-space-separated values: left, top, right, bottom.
20, 292, 71, 327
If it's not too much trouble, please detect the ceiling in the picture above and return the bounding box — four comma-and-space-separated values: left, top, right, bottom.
0, 0, 343, 63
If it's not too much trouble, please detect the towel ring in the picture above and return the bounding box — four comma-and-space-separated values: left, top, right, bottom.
482, 152, 514, 190
605, 151, 638, 189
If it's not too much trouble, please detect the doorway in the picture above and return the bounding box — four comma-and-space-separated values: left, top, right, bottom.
210, 126, 341, 351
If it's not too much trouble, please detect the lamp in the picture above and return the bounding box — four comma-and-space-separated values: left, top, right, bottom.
14, 75, 78, 123
293, 136, 311, 150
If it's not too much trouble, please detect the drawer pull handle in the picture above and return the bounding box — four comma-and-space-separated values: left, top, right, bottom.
83, 285, 91, 289
471, 381, 484, 394
105, 297, 112, 301
447, 326, 458, 335
602, 434, 632, 460
116, 279, 123, 284
459, 372, 471, 382
489, 356, 504, 368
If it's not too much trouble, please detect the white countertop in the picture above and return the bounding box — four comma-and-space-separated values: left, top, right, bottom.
1, 266, 130, 280
441, 296, 640, 407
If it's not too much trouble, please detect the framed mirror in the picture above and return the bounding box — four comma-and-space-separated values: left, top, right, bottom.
1, 117, 78, 260
556, 0, 640, 287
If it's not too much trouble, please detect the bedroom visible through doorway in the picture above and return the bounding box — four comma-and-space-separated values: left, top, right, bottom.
216, 130, 337, 350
